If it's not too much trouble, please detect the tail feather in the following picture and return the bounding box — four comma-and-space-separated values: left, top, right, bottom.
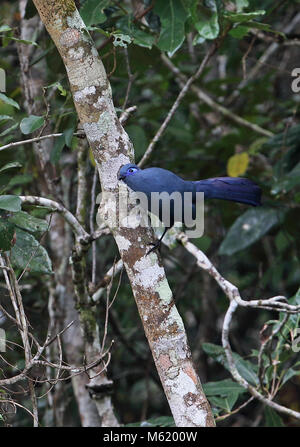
194, 177, 261, 207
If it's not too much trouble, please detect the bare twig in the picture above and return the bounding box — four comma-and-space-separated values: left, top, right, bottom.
215, 396, 255, 421
139, 44, 218, 166
19, 195, 90, 243
122, 47, 135, 111
0, 131, 85, 153
90, 167, 98, 286
226, 12, 300, 105
92, 259, 123, 303
161, 54, 274, 138
119, 105, 137, 125
177, 232, 300, 314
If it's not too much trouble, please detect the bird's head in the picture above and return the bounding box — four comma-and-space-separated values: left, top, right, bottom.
118, 163, 140, 181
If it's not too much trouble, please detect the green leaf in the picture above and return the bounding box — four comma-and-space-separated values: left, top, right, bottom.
266, 125, 300, 156
0, 93, 20, 110
64, 127, 74, 148
116, 17, 155, 49
8, 174, 33, 187
80, 0, 110, 26
242, 21, 285, 38
264, 407, 285, 427
45, 81, 67, 96
229, 25, 250, 39
0, 25, 12, 33
0, 195, 22, 212
0, 115, 14, 124
29, 206, 53, 219
131, 29, 155, 49
0, 162, 22, 174
281, 367, 300, 386
224, 10, 266, 23
20, 115, 45, 134
155, 0, 188, 55
209, 393, 239, 412
191, 0, 220, 40
0, 219, 15, 251
219, 208, 284, 256
203, 379, 246, 397
0, 122, 19, 137
50, 135, 65, 165
8, 37, 38, 46
11, 228, 52, 274
202, 343, 259, 386
271, 162, 300, 195
8, 211, 49, 234
2, 31, 12, 48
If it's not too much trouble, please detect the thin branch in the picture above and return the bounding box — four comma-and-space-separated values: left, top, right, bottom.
0, 131, 85, 153
139, 44, 218, 166
19, 195, 90, 243
215, 396, 255, 422
133, 3, 154, 22
90, 167, 98, 286
122, 47, 135, 111
177, 232, 300, 314
92, 259, 123, 303
161, 53, 274, 138
119, 105, 137, 125
76, 139, 88, 226
226, 12, 300, 105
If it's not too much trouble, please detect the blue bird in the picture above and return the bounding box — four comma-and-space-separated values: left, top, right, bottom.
118, 163, 261, 253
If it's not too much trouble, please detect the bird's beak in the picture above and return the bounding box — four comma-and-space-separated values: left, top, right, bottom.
118, 174, 124, 181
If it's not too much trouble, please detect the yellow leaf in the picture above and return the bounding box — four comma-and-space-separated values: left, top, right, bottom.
227, 152, 249, 177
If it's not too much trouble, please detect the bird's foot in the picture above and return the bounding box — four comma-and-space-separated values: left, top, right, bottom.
146, 240, 162, 256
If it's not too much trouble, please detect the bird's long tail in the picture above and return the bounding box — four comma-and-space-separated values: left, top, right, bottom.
194, 177, 261, 206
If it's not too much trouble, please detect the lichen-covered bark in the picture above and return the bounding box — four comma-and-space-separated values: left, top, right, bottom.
32, 0, 215, 426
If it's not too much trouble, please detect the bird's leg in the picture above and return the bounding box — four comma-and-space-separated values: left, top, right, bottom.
146, 227, 171, 255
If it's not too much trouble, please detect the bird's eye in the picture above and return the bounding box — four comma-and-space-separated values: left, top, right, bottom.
127, 167, 137, 174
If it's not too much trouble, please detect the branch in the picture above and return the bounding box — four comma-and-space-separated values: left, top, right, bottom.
139, 44, 218, 167
161, 54, 274, 138
177, 232, 300, 314
0, 105, 135, 155
226, 12, 300, 105
19, 195, 90, 243
0, 131, 85, 153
